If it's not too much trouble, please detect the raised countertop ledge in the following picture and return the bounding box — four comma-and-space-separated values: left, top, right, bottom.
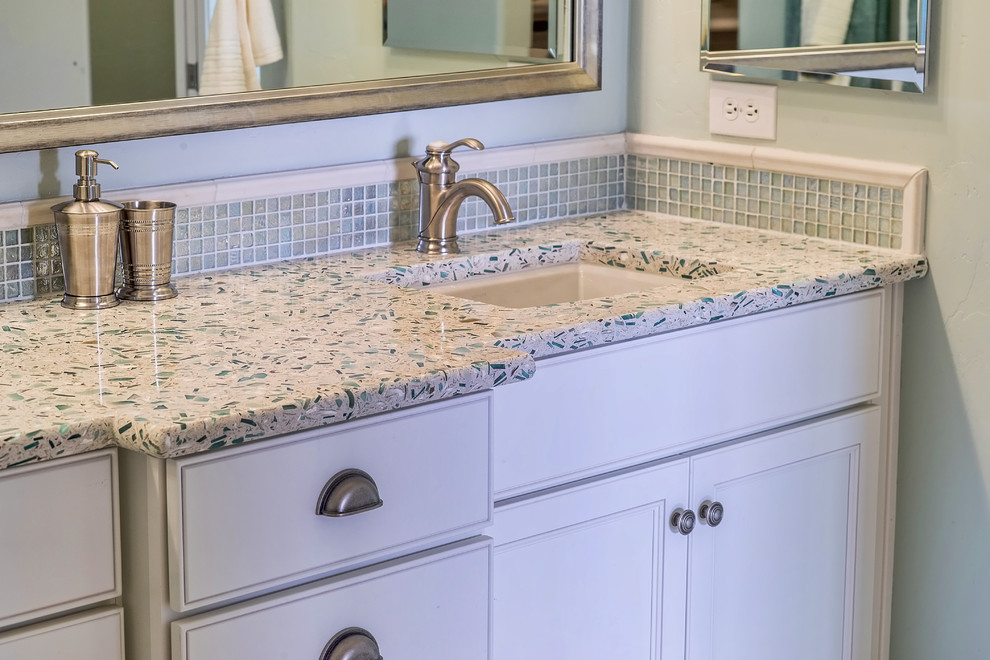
0, 211, 926, 469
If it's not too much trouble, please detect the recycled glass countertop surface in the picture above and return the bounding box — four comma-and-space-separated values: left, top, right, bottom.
0, 211, 927, 469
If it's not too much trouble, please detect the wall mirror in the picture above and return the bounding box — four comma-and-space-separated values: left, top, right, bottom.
0, 0, 599, 154
701, 0, 929, 92
384, 0, 563, 60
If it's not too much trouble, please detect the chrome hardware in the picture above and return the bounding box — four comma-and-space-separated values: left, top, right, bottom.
698, 500, 724, 527
670, 508, 696, 536
413, 138, 514, 255
316, 469, 384, 517
72, 149, 119, 202
117, 201, 179, 301
319, 627, 383, 660
51, 150, 123, 310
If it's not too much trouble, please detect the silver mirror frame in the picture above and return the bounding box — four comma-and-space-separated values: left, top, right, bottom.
0, 0, 601, 155
700, 1, 929, 93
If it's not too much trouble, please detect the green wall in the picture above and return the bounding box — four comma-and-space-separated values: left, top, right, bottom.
630, 1, 990, 656
88, 0, 176, 105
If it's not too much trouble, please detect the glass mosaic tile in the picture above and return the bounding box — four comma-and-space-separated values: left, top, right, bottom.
625, 154, 904, 248
1, 150, 912, 304
10, 156, 625, 302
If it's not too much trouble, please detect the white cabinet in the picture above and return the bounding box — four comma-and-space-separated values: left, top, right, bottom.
0, 608, 124, 660
121, 393, 496, 660
492, 458, 690, 659
172, 539, 491, 660
491, 288, 900, 660
493, 289, 884, 499
0, 449, 120, 628
493, 409, 885, 660
0, 450, 123, 660
118, 288, 902, 660
165, 394, 491, 610
686, 407, 882, 660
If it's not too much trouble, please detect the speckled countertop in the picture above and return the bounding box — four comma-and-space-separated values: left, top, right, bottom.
0, 211, 927, 469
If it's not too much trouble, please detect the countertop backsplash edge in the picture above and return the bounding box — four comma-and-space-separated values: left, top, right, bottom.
0, 132, 926, 305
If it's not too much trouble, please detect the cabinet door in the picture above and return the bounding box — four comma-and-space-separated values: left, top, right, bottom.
492, 459, 690, 660
0, 450, 119, 629
0, 608, 123, 660
687, 407, 882, 660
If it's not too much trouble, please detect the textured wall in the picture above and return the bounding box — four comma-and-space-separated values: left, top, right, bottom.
629, 1, 990, 656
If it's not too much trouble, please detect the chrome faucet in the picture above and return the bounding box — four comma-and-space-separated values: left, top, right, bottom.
414, 138, 514, 254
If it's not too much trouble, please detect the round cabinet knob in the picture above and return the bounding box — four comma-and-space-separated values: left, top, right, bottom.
698, 500, 724, 527
319, 627, 383, 660
315, 469, 384, 517
670, 508, 696, 535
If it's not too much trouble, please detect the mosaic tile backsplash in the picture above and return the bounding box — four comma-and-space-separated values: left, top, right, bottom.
626, 154, 905, 250
11, 155, 624, 305
0, 229, 37, 300
0, 149, 910, 304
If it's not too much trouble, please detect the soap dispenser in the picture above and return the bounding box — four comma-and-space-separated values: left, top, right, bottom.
51, 150, 123, 310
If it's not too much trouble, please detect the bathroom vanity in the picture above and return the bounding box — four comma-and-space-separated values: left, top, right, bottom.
491, 287, 896, 659
0, 205, 925, 659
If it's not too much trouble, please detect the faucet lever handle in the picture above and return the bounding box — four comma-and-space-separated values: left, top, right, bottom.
427, 138, 485, 156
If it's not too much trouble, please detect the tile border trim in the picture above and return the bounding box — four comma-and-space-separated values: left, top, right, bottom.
1, 135, 628, 231
0, 132, 927, 252
625, 133, 928, 253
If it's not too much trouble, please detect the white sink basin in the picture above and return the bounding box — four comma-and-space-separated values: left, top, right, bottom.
427, 262, 698, 308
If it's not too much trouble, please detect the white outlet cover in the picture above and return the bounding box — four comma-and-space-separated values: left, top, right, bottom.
709, 81, 778, 140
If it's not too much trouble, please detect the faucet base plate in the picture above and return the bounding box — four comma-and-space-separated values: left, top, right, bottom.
416, 236, 460, 255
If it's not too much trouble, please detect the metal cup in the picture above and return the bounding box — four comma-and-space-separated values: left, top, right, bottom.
117, 201, 178, 301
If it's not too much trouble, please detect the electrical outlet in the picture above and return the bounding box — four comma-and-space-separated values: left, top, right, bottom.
722, 98, 740, 121
709, 81, 777, 140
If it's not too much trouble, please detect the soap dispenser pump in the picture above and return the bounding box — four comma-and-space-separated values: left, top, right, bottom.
51, 150, 123, 310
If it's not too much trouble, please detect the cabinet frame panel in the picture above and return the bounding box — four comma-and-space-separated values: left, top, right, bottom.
0, 449, 121, 630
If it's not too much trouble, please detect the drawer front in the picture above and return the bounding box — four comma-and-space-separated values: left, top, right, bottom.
172, 538, 491, 660
494, 290, 885, 498
168, 393, 492, 611
0, 450, 120, 628
0, 607, 124, 660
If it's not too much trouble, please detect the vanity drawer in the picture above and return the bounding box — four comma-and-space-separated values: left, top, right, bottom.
172, 538, 492, 660
494, 290, 886, 498
167, 393, 492, 611
0, 607, 124, 660
0, 450, 120, 629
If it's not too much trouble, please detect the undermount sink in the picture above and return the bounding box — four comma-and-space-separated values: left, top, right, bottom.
366, 244, 731, 309
426, 260, 717, 308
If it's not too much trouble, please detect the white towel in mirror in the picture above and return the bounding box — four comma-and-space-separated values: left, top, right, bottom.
200, 0, 284, 95
801, 0, 856, 46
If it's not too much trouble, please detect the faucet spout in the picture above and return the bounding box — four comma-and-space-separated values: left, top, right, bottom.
444, 179, 514, 224
414, 138, 515, 254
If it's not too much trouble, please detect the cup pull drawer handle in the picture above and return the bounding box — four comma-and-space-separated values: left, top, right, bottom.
319, 627, 383, 660
315, 469, 384, 517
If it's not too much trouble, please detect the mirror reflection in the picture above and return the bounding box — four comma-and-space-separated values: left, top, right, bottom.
703, 0, 930, 92
384, 0, 559, 60
1, 0, 564, 115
